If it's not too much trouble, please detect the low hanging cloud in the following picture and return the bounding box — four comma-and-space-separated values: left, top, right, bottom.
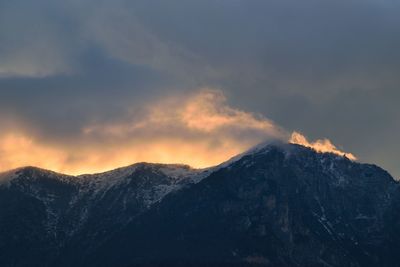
289, 131, 357, 160
0, 89, 356, 175
84, 89, 284, 139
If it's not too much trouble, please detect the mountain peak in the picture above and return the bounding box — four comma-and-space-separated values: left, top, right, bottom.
223, 141, 353, 170
0, 140, 398, 266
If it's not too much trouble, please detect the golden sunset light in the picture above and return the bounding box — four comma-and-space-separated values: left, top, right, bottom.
0, 90, 287, 175
1, 1, 398, 266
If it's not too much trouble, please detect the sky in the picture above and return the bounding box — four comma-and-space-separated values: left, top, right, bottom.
0, 0, 399, 177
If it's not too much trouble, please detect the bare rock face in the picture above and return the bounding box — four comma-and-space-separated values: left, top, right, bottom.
0, 143, 399, 267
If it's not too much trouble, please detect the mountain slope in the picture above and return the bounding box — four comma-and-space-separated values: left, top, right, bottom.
0, 143, 399, 267
78, 144, 400, 267
0, 164, 208, 267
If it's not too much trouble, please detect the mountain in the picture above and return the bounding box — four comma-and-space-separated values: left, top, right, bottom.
0, 163, 210, 266
0, 143, 399, 267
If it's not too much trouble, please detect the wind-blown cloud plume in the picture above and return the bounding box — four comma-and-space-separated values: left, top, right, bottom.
289, 131, 357, 160
0, 89, 357, 175
0, 89, 360, 174
84, 89, 283, 138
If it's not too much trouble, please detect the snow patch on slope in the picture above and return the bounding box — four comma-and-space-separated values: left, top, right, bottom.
75, 163, 212, 207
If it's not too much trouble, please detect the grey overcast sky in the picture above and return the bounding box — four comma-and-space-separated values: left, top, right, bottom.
0, 0, 399, 177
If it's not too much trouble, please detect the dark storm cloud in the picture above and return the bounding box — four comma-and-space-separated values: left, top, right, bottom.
0, 0, 399, 176
0, 53, 170, 139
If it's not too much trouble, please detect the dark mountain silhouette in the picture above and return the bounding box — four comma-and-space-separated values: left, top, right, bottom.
0, 143, 399, 266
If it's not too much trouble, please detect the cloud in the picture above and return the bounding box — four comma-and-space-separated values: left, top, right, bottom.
289, 131, 357, 160
0, 1, 79, 77
0, 0, 396, 176
83, 4, 204, 77
0, 89, 358, 175
0, 89, 287, 174
84, 89, 284, 138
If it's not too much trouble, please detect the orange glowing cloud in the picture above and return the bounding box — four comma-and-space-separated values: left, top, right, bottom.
0, 89, 286, 175
83, 89, 283, 138
289, 131, 357, 160
0, 90, 357, 175
181, 90, 279, 133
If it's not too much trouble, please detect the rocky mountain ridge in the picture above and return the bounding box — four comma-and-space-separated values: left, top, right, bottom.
0, 142, 399, 266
